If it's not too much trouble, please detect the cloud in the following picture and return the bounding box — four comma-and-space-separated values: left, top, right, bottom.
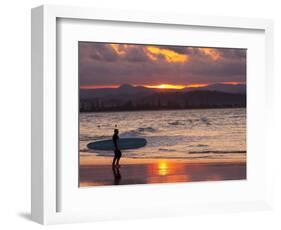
145, 46, 189, 63
79, 42, 246, 86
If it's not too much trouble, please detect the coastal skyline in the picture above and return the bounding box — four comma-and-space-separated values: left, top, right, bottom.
79, 42, 246, 89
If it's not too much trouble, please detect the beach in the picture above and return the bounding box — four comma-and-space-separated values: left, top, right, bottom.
79, 155, 246, 187
79, 108, 246, 187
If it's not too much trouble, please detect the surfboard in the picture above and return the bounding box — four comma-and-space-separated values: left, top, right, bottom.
87, 138, 147, 151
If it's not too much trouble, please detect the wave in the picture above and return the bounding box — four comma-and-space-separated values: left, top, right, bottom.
120, 126, 157, 137
138, 127, 156, 132
167, 117, 211, 127
80, 135, 110, 141
189, 144, 209, 148
80, 148, 89, 152
158, 148, 177, 152
189, 150, 246, 154
200, 117, 211, 125
93, 153, 211, 159
83, 148, 245, 159
168, 121, 185, 126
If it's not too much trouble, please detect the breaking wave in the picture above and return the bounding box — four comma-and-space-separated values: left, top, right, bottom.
158, 148, 177, 152
189, 150, 246, 154
80, 135, 110, 141
120, 126, 157, 137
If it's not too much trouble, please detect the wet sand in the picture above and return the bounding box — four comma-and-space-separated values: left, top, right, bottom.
79, 156, 246, 187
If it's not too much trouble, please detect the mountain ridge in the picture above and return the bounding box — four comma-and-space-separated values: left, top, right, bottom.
80, 88, 246, 112
80, 83, 246, 100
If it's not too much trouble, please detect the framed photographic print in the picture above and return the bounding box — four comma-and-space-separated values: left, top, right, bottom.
78, 42, 247, 187
31, 5, 274, 225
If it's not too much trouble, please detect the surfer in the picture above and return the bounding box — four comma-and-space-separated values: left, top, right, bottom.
112, 128, 122, 167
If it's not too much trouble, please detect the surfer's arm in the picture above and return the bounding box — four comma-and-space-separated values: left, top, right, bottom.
113, 136, 119, 150
113, 141, 117, 149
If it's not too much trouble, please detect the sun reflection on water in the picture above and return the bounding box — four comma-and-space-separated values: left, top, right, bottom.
158, 161, 169, 176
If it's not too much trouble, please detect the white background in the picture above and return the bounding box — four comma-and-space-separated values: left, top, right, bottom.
0, 0, 280, 229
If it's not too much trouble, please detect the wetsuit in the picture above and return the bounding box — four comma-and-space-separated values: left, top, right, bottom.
113, 133, 122, 157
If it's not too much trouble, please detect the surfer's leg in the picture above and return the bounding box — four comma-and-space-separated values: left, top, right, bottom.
116, 152, 122, 166
112, 156, 117, 166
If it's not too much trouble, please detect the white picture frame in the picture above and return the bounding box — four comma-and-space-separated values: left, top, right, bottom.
31, 5, 274, 225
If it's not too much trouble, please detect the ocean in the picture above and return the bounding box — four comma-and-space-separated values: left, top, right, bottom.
80, 108, 246, 162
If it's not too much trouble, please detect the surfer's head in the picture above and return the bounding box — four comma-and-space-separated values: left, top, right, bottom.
114, 129, 119, 135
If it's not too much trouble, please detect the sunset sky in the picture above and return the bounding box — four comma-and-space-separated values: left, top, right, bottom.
79, 42, 246, 89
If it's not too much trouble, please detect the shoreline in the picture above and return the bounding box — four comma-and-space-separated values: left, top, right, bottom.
80, 106, 246, 114
79, 155, 246, 187
80, 154, 246, 165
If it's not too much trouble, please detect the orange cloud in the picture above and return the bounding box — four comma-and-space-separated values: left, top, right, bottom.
146, 46, 189, 63
220, 81, 245, 85
110, 44, 189, 63
185, 83, 209, 88
110, 44, 129, 55
199, 48, 221, 61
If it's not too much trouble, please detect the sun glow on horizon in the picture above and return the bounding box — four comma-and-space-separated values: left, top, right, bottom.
145, 84, 186, 89
145, 83, 209, 89
80, 82, 245, 89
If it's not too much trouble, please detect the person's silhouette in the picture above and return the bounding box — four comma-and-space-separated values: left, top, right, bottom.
112, 128, 122, 167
